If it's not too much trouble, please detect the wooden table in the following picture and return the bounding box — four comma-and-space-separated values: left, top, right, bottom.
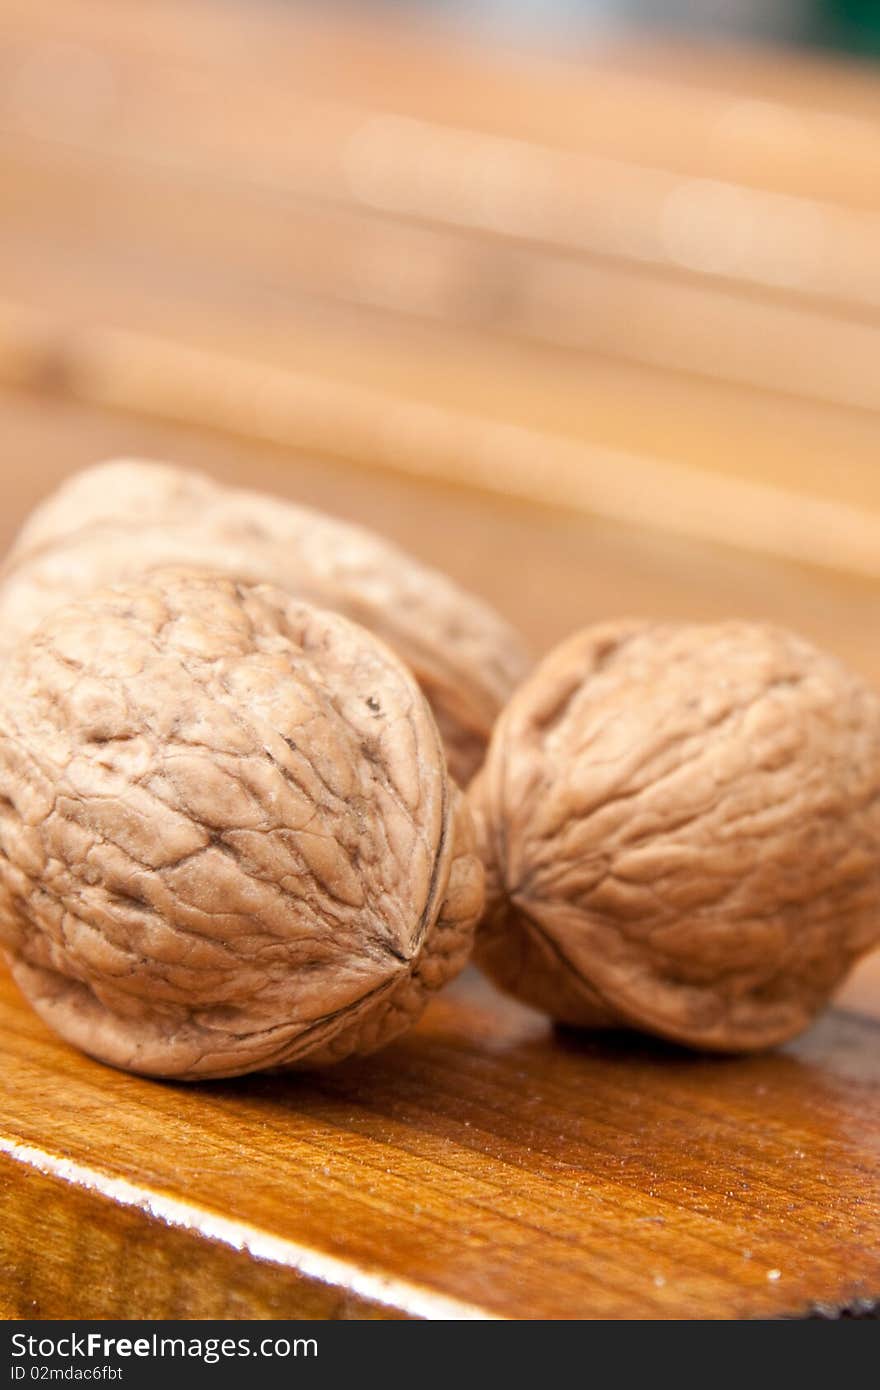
0, 0, 879, 1320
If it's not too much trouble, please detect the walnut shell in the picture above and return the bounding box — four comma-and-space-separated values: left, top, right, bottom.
0, 569, 483, 1079
470, 620, 880, 1051
0, 460, 529, 785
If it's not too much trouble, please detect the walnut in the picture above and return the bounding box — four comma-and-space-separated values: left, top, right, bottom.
0, 460, 529, 785
470, 620, 880, 1051
0, 569, 483, 1079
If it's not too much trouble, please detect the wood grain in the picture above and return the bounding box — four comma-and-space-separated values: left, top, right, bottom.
2, 970, 879, 1320
1, 0, 880, 1321
0, 380, 878, 1317
1, 383, 879, 692
0, 1156, 399, 1320
0, 0, 878, 568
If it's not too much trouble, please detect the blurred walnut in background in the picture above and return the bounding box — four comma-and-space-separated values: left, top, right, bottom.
0, 460, 529, 787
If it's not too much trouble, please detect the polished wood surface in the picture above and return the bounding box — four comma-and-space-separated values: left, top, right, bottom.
1, 0, 880, 1319
3, 970, 880, 1321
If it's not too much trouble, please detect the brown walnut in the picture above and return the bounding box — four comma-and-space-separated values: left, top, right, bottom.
0, 569, 483, 1079
470, 620, 880, 1051
0, 460, 529, 785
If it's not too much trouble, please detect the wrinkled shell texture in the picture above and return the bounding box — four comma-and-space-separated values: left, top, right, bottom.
471, 621, 880, 1051
0, 460, 529, 785
0, 570, 483, 1078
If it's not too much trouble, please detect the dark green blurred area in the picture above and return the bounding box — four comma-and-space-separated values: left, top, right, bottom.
820, 0, 880, 55
393, 1, 880, 58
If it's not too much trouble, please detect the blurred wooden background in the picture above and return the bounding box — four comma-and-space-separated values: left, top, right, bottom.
1, 0, 880, 1319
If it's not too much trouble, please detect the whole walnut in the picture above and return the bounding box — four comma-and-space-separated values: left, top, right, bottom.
470, 620, 880, 1051
0, 569, 483, 1079
0, 460, 528, 785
